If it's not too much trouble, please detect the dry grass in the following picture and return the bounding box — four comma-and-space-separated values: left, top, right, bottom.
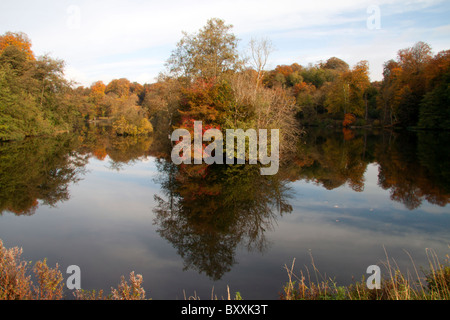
182, 285, 243, 300
281, 255, 348, 300
281, 247, 450, 300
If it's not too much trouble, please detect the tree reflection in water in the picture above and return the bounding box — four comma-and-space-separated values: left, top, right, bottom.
152, 160, 293, 280
0, 125, 448, 280
0, 124, 155, 216
0, 134, 89, 215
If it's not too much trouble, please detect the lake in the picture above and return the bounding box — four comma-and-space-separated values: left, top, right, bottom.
0, 125, 449, 299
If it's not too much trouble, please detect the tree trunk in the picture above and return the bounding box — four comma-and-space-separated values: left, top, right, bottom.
364, 92, 368, 120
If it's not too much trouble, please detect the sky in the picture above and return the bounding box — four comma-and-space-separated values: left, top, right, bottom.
1, 0, 449, 87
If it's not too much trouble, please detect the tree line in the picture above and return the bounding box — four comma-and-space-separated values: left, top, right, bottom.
1, 18, 449, 142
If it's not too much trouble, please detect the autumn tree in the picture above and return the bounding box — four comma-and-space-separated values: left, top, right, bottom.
418, 50, 450, 129
323, 57, 349, 72
90, 81, 106, 103
0, 32, 35, 60
378, 59, 401, 125
164, 19, 300, 163
85, 80, 106, 118
105, 78, 131, 99
379, 42, 434, 127
342, 113, 356, 127
325, 60, 370, 118
130, 82, 145, 103
178, 77, 232, 127
396, 42, 432, 126
423, 49, 450, 91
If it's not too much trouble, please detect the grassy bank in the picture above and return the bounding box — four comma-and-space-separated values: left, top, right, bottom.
281, 249, 449, 300
1, 239, 448, 300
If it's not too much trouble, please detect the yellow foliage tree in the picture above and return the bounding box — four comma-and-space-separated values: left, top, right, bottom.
325, 61, 370, 117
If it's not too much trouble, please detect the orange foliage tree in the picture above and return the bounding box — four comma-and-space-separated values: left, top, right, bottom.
178, 77, 232, 127
0, 32, 35, 60
342, 113, 356, 127
105, 78, 131, 99
89, 81, 106, 103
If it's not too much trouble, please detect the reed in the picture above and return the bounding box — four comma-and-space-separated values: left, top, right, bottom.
281, 247, 450, 300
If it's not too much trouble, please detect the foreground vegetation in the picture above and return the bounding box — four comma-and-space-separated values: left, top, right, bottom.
0, 239, 146, 300
281, 249, 450, 300
1, 239, 448, 300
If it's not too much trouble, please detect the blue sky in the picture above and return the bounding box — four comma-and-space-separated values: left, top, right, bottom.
1, 0, 449, 87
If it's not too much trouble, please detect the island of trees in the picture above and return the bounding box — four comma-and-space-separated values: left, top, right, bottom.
1, 18, 449, 144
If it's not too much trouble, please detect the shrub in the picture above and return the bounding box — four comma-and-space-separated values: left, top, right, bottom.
0, 240, 63, 300
1, 239, 148, 300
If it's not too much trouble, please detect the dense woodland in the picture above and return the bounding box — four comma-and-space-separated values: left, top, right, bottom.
1, 18, 449, 143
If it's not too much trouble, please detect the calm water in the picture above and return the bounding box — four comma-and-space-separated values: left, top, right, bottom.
0, 126, 449, 299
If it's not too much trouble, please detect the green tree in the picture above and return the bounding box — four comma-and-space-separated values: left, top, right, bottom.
0, 46, 52, 140
417, 50, 450, 129
166, 18, 242, 80
418, 71, 450, 129
0, 31, 81, 140
378, 59, 401, 125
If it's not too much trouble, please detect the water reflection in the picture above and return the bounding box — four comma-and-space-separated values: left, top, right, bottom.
283, 128, 450, 209
152, 160, 292, 280
1, 125, 448, 217
76, 124, 156, 170
148, 127, 449, 280
376, 131, 450, 209
0, 124, 156, 216
284, 128, 375, 192
0, 135, 88, 215
0, 125, 448, 286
